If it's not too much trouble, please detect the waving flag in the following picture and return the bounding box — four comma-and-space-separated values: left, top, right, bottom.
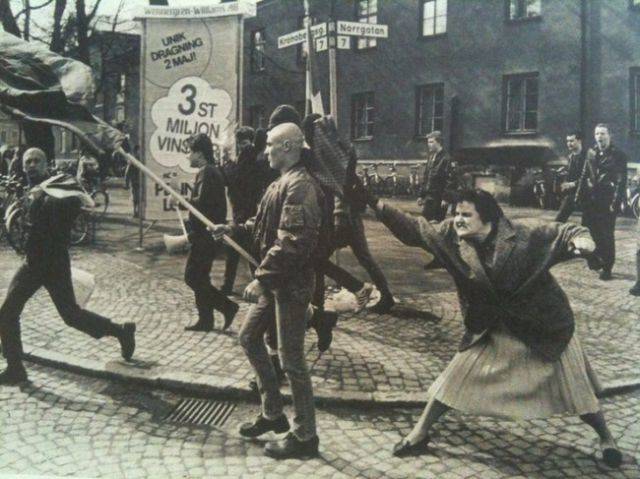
0, 31, 124, 155
39, 173, 95, 208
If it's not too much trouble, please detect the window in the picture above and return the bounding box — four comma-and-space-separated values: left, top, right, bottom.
421, 0, 447, 36
503, 73, 539, 133
631, 68, 640, 132
249, 105, 265, 130
416, 83, 445, 136
508, 0, 541, 20
356, 0, 377, 50
351, 92, 375, 139
250, 29, 266, 73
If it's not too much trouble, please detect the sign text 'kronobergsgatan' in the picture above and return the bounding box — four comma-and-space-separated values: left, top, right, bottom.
277, 23, 327, 48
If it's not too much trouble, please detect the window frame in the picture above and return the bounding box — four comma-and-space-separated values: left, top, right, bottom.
506, 0, 542, 22
351, 91, 375, 140
354, 0, 378, 51
250, 28, 266, 73
502, 72, 540, 135
415, 83, 445, 138
419, 0, 448, 38
631, 67, 640, 134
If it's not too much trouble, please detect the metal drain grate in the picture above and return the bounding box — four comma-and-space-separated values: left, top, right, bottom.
166, 399, 236, 426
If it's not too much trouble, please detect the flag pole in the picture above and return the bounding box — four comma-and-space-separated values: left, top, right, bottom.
118, 147, 259, 267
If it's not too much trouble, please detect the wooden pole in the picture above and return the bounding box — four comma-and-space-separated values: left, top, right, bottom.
119, 147, 259, 267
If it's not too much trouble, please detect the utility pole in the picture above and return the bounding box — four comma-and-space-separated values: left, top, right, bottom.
328, 0, 338, 125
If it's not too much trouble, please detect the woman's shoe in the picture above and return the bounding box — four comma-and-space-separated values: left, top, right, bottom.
601, 442, 623, 468
392, 434, 430, 457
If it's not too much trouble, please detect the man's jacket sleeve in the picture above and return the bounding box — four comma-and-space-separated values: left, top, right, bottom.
255, 179, 322, 290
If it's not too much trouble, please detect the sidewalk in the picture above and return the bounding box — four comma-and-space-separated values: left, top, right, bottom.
2, 181, 639, 406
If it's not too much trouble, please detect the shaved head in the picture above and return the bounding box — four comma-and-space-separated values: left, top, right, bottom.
22, 147, 48, 184
265, 122, 305, 172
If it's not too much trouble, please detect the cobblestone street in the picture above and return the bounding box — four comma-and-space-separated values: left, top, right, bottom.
0, 365, 638, 478
1, 196, 639, 477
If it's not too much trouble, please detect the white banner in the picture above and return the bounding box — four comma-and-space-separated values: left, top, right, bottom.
138, 1, 256, 19
140, 15, 242, 219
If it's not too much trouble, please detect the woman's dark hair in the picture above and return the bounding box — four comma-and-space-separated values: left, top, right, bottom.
456, 188, 504, 225
186, 133, 214, 164
253, 128, 267, 153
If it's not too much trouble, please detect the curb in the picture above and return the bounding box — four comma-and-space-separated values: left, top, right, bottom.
23, 347, 640, 409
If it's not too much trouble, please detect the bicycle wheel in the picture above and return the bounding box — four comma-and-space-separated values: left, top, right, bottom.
632, 195, 640, 219
70, 211, 90, 245
6, 207, 27, 255
91, 190, 109, 216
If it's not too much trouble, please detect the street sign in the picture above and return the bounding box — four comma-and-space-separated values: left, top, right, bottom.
315, 36, 328, 52
336, 20, 388, 38
277, 23, 327, 49
337, 35, 350, 49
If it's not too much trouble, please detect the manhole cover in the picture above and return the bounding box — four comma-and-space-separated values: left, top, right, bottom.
166, 398, 236, 426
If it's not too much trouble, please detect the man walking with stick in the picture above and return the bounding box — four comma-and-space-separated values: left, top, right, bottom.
175, 133, 239, 331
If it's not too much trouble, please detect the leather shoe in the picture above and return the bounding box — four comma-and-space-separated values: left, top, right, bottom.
0, 366, 28, 386
119, 322, 136, 361
601, 443, 623, 468
599, 269, 613, 281
185, 319, 214, 332
314, 310, 337, 353
223, 302, 240, 331
369, 295, 395, 314
264, 432, 319, 459
392, 434, 430, 457
239, 413, 289, 438
629, 283, 640, 296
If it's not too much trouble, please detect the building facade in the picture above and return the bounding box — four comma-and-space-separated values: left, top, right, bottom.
243, 0, 640, 173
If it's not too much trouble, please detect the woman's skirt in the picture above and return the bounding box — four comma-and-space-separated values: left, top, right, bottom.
427, 327, 601, 419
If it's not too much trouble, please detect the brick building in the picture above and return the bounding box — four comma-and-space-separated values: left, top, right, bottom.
242, 0, 640, 176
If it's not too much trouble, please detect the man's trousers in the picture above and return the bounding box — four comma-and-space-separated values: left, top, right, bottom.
582, 207, 618, 273
0, 256, 121, 368
239, 281, 316, 441
184, 237, 236, 322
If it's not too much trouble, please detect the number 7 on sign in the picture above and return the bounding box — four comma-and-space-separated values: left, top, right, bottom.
337, 35, 350, 49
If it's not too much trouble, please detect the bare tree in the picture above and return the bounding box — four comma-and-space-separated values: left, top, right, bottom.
50, 0, 67, 52
75, 0, 102, 64
0, 0, 21, 36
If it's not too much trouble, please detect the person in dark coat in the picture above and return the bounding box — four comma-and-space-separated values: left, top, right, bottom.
555, 131, 587, 222
0, 147, 136, 385
211, 122, 328, 459
178, 133, 239, 332
346, 181, 622, 468
579, 124, 628, 280
221, 126, 264, 295
418, 130, 458, 222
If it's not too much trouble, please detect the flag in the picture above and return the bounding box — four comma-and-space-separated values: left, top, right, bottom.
0, 31, 124, 155
307, 115, 354, 198
39, 173, 95, 208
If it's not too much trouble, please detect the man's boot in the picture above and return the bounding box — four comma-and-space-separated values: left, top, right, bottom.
0, 360, 27, 386
264, 432, 319, 459
630, 250, 640, 296
223, 302, 240, 331
185, 313, 214, 332
118, 322, 136, 361
312, 309, 337, 353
